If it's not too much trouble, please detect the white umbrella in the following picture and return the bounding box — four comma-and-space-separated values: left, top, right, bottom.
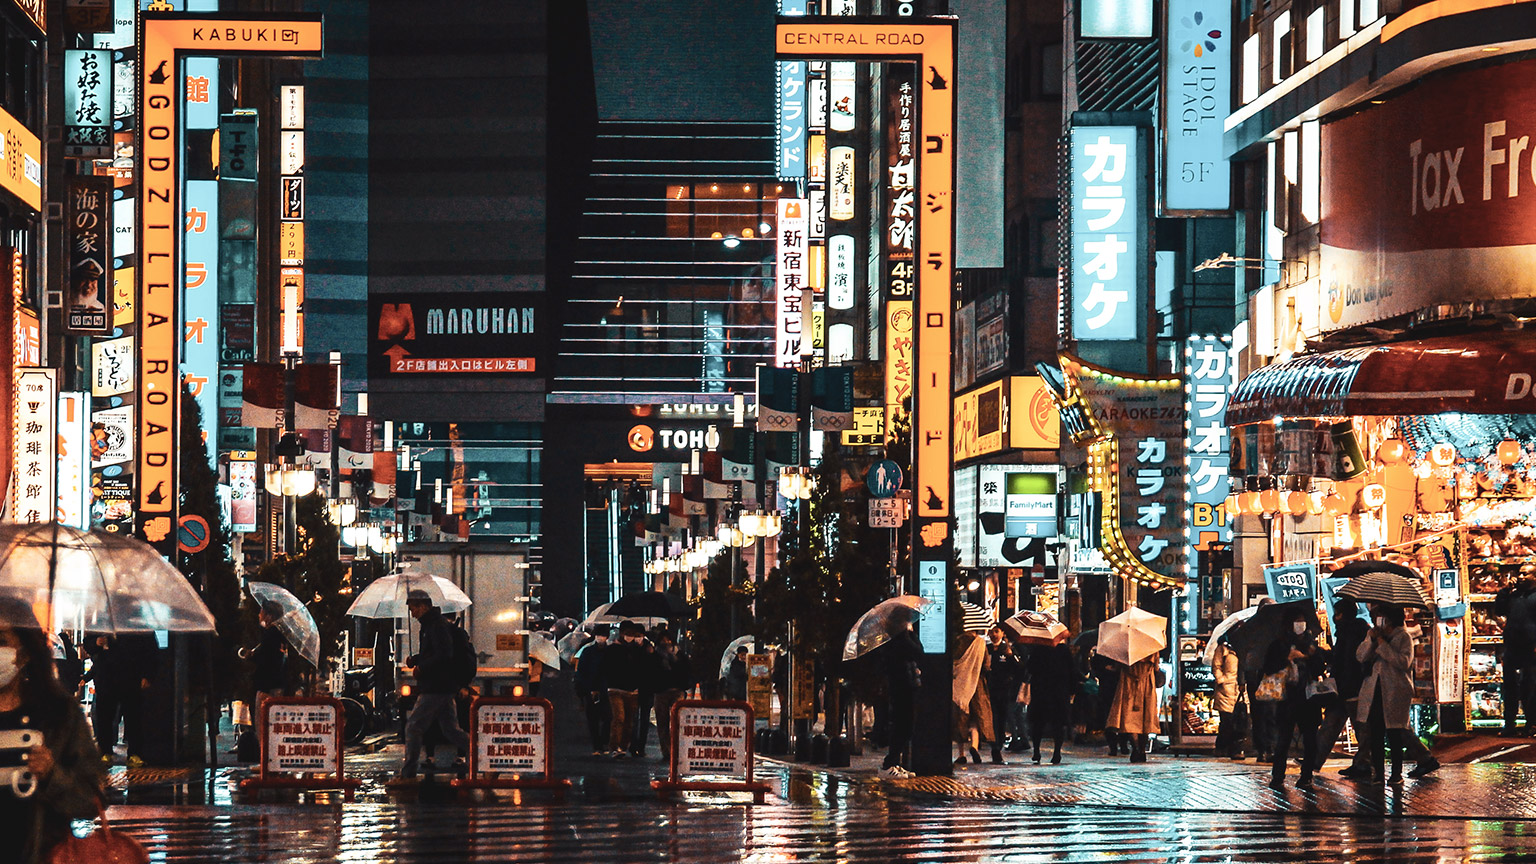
345, 573, 471, 618
246, 581, 321, 668
0, 523, 216, 632
529, 631, 560, 668
959, 600, 994, 633
720, 635, 755, 678
1097, 606, 1168, 667
1202, 606, 1258, 664
842, 596, 930, 661
556, 629, 590, 664
581, 602, 617, 625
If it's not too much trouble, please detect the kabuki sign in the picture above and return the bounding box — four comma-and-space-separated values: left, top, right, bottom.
136, 13, 323, 553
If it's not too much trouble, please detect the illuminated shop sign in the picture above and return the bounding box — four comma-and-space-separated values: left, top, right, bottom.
775, 198, 809, 367
369, 291, 542, 376
1071, 125, 1142, 341
1184, 336, 1232, 574
1162, 0, 1230, 212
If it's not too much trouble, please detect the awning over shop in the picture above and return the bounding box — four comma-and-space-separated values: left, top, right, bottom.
1227, 333, 1536, 426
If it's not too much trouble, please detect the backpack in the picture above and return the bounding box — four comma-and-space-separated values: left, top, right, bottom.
450, 623, 478, 690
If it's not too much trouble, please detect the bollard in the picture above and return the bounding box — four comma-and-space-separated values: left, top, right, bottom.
827, 735, 851, 768
810, 733, 829, 764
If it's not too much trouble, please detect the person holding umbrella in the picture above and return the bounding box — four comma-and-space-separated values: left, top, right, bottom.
985, 626, 1020, 762
881, 621, 922, 778
247, 601, 289, 699
1314, 598, 1372, 778
1356, 603, 1414, 783
1211, 636, 1243, 759
1025, 638, 1074, 764
397, 590, 472, 781
1106, 654, 1159, 762
1264, 605, 1326, 790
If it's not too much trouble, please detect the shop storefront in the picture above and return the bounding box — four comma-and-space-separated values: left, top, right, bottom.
1226, 333, 1536, 731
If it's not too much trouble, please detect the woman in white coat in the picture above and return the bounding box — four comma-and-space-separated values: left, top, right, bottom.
1355, 603, 1415, 783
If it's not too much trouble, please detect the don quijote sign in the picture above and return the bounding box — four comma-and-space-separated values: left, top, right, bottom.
653, 699, 770, 803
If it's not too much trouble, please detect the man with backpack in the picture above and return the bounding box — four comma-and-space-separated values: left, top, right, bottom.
398, 590, 474, 780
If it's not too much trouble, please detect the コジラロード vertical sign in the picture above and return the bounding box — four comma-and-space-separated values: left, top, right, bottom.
1071, 126, 1142, 341
136, 14, 323, 549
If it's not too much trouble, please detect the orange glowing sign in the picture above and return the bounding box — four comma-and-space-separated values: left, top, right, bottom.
0, 103, 41, 212
884, 299, 913, 432
137, 14, 323, 544
777, 19, 955, 523
279, 221, 305, 267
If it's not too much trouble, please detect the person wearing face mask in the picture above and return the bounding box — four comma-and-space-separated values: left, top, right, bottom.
1264, 606, 1326, 790
604, 620, 648, 756
0, 599, 104, 863
1356, 604, 1414, 783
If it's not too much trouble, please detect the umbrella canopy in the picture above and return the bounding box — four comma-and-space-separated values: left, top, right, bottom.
246, 581, 321, 668
720, 635, 756, 678
843, 595, 930, 661
1000, 610, 1069, 646
345, 573, 471, 619
1202, 606, 1258, 664
0, 523, 216, 632
1097, 606, 1168, 666
1225, 600, 1320, 675
1333, 563, 1431, 609
581, 602, 618, 625
959, 601, 995, 633
528, 631, 560, 669
556, 629, 590, 665
606, 591, 689, 621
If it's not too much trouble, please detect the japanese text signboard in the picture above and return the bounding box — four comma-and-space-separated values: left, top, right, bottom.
13, 369, 56, 524
674, 703, 751, 779
1161, 0, 1230, 212
65, 176, 112, 334
775, 198, 809, 367
1263, 561, 1317, 604
263, 701, 339, 775
369, 291, 542, 376
473, 700, 548, 776
135, 13, 323, 551
64, 49, 111, 152
1184, 336, 1233, 575
1071, 125, 1142, 341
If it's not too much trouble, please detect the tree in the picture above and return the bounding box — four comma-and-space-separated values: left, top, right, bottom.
255, 491, 351, 682
691, 548, 755, 697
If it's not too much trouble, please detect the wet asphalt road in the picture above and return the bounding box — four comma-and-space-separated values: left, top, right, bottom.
108, 798, 1536, 863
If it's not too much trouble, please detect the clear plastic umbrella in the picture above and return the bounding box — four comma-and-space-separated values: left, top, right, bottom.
556, 629, 590, 665
345, 573, 471, 618
1202, 606, 1258, 664
528, 631, 560, 669
246, 581, 321, 668
842, 595, 931, 661
720, 635, 755, 678
0, 522, 216, 632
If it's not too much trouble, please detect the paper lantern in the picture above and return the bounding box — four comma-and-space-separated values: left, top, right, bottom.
1323, 492, 1348, 515
1361, 483, 1387, 509
1430, 443, 1456, 467
1376, 439, 1407, 464
1285, 491, 1310, 514
1225, 493, 1243, 516
1242, 491, 1263, 514
1257, 489, 1280, 513
1307, 491, 1326, 515
1499, 439, 1522, 466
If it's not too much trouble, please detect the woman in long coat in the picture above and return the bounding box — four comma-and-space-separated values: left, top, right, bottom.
1356, 603, 1415, 782
952, 631, 992, 765
1106, 655, 1159, 762
1026, 641, 1074, 763
1211, 638, 1243, 758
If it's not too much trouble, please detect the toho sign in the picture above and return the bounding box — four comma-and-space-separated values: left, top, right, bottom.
1263, 561, 1316, 604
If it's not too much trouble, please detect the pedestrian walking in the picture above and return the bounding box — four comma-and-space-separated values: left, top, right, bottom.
1315, 599, 1371, 776
1266, 607, 1326, 790
881, 622, 922, 778
574, 625, 612, 755
0, 598, 105, 864
1089, 648, 1127, 755
51, 632, 82, 697
653, 633, 693, 760
724, 645, 749, 701
1356, 603, 1414, 783
396, 590, 473, 781
985, 627, 1021, 762
604, 620, 648, 757
952, 631, 991, 765
1495, 579, 1536, 735
247, 601, 289, 699
1026, 641, 1074, 764
1106, 655, 1158, 762
630, 627, 662, 757
1211, 636, 1244, 758
84, 633, 157, 766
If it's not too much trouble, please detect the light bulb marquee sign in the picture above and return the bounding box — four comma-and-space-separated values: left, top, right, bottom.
136, 14, 323, 550
776, 15, 957, 633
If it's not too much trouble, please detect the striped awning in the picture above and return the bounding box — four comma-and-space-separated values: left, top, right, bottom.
1227, 333, 1536, 426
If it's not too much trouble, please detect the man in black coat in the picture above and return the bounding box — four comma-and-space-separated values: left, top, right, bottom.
250, 601, 289, 698
399, 591, 471, 779
1314, 599, 1370, 776
574, 625, 612, 754
881, 623, 922, 778
603, 620, 649, 756
984, 627, 1021, 762
1497, 580, 1536, 735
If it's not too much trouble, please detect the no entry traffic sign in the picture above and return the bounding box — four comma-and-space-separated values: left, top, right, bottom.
652, 699, 770, 803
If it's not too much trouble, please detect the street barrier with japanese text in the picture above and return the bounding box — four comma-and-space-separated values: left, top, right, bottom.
452, 696, 569, 798
239, 697, 359, 800
653, 699, 770, 803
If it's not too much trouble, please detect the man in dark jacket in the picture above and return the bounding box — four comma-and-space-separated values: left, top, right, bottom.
604, 620, 649, 756
1497, 580, 1536, 735
398, 591, 471, 779
881, 622, 922, 778
985, 627, 1021, 762
1314, 599, 1369, 775
250, 601, 289, 698
574, 625, 611, 754
652, 633, 693, 760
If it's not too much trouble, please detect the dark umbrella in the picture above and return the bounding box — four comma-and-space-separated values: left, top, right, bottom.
606, 590, 689, 620
1071, 629, 1099, 649
1225, 600, 1320, 674
1333, 561, 1431, 608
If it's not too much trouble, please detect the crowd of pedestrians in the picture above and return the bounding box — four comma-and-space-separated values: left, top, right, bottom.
571, 619, 695, 759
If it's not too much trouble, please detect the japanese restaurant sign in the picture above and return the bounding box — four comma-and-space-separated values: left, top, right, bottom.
65, 176, 112, 334
12, 369, 56, 524
64, 49, 111, 151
